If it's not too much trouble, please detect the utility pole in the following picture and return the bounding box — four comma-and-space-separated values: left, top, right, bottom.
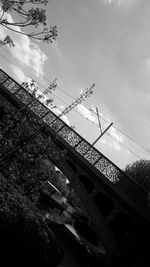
83, 107, 113, 155
96, 107, 102, 134
22, 78, 95, 119
91, 107, 113, 146
91, 122, 113, 146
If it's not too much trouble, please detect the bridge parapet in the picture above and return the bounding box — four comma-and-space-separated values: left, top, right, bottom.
1, 68, 150, 264
0, 68, 149, 222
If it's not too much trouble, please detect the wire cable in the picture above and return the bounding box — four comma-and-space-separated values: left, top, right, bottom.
89, 108, 150, 154
0, 48, 148, 160
0, 46, 78, 100
106, 133, 142, 160
0, 51, 101, 126
1, 45, 150, 155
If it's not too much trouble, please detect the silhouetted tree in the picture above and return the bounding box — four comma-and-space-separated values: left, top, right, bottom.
0, 0, 57, 46
124, 159, 150, 192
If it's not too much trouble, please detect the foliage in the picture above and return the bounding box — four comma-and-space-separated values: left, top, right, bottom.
0, 0, 57, 46
0, 93, 88, 217
67, 186, 87, 214
55, 171, 69, 196
0, 172, 64, 267
0, 98, 65, 201
39, 159, 86, 212
0, 88, 88, 222
124, 159, 150, 192
0, 91, 100, 267
0, 102, 66, 265
21, 78, 57, 109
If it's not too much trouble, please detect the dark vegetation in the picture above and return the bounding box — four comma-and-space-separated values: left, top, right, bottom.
0, 94, 86, 266
0, 100, 66, 266
118, 160, 150, 267
124, 159, 150, 192
0, 174, 64, 267
1, 75, 150, 267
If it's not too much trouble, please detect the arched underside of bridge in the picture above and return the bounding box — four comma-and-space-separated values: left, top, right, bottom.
0, 69, 150, 265
51, 150, 150, 262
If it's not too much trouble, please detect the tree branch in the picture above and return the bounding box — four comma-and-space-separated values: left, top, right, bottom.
0, 0, 57, 45
2, 24, 57, 43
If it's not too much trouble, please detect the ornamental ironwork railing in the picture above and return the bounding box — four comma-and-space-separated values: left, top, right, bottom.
0, 68, 149, 210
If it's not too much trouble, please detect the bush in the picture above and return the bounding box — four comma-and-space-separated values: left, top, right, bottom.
124, 160, 150, 191
0, 173, 64, 267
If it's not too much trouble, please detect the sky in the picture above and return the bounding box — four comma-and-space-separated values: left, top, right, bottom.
0, 0, 150, 168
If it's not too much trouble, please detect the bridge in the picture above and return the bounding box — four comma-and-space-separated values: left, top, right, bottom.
0, 68, 150, 265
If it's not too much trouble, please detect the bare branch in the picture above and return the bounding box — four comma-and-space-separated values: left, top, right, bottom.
0, 0, 57, 45
2, 23, 57, 43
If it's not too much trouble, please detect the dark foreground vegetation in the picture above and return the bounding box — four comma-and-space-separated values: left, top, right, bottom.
0, 96, 87, 266
0, 173, 64, 267
1, 90, 150, 267
0, 102, 65, 266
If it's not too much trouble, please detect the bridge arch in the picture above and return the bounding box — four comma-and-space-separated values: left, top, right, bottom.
66, 159, 77, 173
93, 192, 114, 217
79, 174, 95, 194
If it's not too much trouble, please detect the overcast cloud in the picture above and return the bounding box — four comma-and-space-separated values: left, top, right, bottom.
1, 0, 150, 167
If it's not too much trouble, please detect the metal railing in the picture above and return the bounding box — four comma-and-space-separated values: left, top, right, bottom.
0, 68, 149, 213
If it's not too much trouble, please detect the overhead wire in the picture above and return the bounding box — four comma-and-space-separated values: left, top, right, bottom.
1, 45, 150, 154
0, 50, 101, 124
111, 125, 150, 154
106, 133, 142, 160
0, 47, 149, 160
0, 46, 78, 101
0, 51, 72, 105
90, 107, 150, 154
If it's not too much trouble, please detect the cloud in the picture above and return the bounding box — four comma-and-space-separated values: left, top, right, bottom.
8, 67, 70, 126
76, 104, 123, 152
52, 105, 70, 125
112, 141, 121, 150
58, 105, 65, 110
12, 66, 26, 82
0, 12, 47, 77
103, 0, 141, 8
11, 65, 30, 83
53, 107, 70, 126
100, 138, 107, 144
109, 127, 123, 150
97, 127, 123, 151
109, 127, 123, 142
77, 104, 97, 122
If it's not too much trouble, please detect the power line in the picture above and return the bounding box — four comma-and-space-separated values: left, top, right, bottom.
0, 48, 97, 119
0, 49, 146, 160
0, 46, 78, 101
107, 133, 142, 160
113, 126, 150, 154
0, 51, 97, 122
1, 45, 150, 155
0, 47, 149, 159
89, 108, 150, 154
0, 51, 104, 139
58, 84, 95, 117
